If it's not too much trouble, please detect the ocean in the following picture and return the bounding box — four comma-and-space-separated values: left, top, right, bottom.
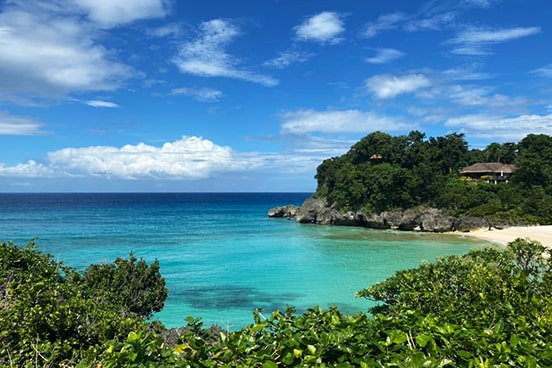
0, 192, 486, 330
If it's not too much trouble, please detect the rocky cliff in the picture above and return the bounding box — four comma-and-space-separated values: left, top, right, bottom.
269, 197, 509, 233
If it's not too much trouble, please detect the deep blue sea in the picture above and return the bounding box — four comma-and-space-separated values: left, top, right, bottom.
0, 192, 487, 330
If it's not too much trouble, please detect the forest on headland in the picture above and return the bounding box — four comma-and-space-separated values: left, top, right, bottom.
314, 131, 552, 224
3, 132, 552, 367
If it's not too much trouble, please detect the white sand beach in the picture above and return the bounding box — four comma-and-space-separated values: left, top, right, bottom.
460, 225, 552, 248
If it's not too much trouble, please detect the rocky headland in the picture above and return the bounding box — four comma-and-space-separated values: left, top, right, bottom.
269, 197, 513, 233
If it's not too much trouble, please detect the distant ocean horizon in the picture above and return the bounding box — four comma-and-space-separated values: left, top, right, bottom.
0, 192, 486, 329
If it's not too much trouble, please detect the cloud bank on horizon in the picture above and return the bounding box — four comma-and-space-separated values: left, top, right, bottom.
0, 0, 550, 191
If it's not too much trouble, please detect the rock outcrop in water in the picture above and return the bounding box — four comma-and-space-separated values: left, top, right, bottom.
267, 204, 300, 219
269, 197, 512, 233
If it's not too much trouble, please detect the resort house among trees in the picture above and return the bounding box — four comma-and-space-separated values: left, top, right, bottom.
460, 162, 516, 183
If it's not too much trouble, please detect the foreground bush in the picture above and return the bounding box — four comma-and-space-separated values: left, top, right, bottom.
2, 239, 552, 366
0, 240, 167, 366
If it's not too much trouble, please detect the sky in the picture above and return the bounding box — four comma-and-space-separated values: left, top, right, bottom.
0, 0, 551, 192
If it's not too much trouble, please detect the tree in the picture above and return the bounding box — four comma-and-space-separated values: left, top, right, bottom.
0, 241, 164, 366
513, 134, 552, 190
83, 253, 168, 319
428, 133, 468, 175
481, 142, 517, 164
357, 238, 552, 321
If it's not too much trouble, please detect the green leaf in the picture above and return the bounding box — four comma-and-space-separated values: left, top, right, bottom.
456, 350, 473, 359
415, 334, 433, 348
262, 361, 278, 368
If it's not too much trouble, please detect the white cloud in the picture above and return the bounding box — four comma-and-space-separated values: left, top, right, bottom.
264, 49, 314, 68
86, 100, 120, 108
280, 109, 411, 134
295, 12, 344, 44
363, 13, 406, 38
448, 85, 526, 108
47, 136, 240, 179
0, 160, 55, 178
171, 87, 223, 102
365, 48, 404, 64
450, 26, 541, 55
173, 19, 278, 86
462, 0, 498, 8
445, 113, 552, 141
533, 64, 552, 78
148, 23, 182, 38
0, 3, 133, 102
0, 135, 333, 180
71, 0, 168, 28
404, 12, 456, 32
0, 111, 49, 135
365, 74, 430, 99
454, 26, 540, 43
443, 65, 492, 80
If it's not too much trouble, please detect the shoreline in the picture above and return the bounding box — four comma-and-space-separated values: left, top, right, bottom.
456, 225, 552, 248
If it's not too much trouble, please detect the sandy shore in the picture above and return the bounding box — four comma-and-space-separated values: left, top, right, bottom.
459, 225, 552, 248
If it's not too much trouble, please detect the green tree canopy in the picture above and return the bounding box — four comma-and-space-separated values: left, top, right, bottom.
313, 131, 552, 224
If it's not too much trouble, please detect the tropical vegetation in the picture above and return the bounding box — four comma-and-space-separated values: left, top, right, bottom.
314, 131, 552, 224
4, 132, 552, 366
2, 238, 552, 366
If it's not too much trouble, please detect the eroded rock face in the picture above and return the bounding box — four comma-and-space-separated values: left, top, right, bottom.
268, 205, 300, 218
295, 197, 334, 225
420, 210, 456, 233
269, 196, 494, 233
455, 216, 490, 232
362, 212, 388, 229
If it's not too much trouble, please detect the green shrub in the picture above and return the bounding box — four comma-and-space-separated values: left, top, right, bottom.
0, 240, 165, 366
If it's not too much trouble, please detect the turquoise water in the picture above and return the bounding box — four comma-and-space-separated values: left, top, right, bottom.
0, 193, 487, 329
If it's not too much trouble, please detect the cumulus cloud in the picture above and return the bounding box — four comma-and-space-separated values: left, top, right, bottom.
363, 13, 406, 38
86, 100, 120, 108
365, 48, 404, 64
71, 0, 168, 28
0, 160, 54, 178
0, 2, 134, 102
280, 109, 411, 134
445, 113, 552, 141
0, 111, 49, 135
295, 12, 344, 44
449, 26, 541, 55
173, 19, 278, 86
47, 136, 240, 179
0, 135, 333, 180
365, 74, 431, 99
0, 136, 242, 180
171, 87, 223, 102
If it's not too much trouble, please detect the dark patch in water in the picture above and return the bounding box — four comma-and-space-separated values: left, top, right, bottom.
174, 285, 303, 311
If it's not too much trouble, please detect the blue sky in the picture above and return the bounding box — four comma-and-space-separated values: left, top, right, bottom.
0, 0, 550, 192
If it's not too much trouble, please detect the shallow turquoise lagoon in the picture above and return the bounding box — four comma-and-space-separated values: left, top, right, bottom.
0, 193, 487, 329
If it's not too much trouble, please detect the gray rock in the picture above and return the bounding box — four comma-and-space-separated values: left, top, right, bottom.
268, 205, 299, 218
295, 197, 331, 224
381, 210, 403, 230
333, 211, 365, 226
420, 209, 456, 232
455, 216, 490, 232
361, 212, 389, 229
272, 196, 493, 234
